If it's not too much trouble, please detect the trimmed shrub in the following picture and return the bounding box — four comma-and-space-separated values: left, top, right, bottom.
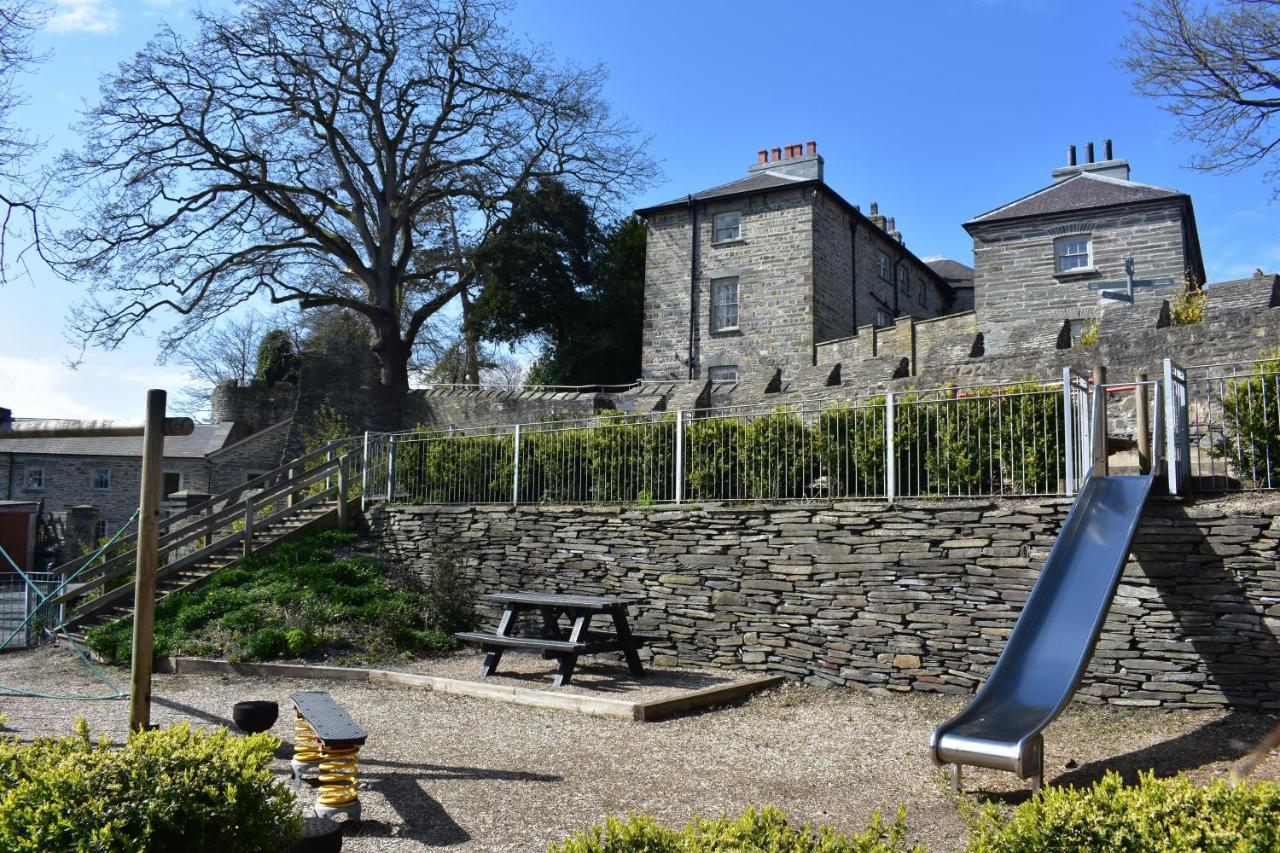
0, 721, 299, 852
967, 770, 1280, 852
551, 805, 920, 852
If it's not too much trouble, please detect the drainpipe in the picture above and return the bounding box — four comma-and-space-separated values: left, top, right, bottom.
892, 255, 905, 319
687, 195, 699, 380
849, 219, 859, 334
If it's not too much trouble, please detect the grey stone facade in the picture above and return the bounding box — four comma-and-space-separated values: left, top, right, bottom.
637, 144, 954, 382
370, 493, 1280, 710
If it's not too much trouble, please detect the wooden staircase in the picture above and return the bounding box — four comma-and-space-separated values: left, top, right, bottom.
51, 443, 359, 642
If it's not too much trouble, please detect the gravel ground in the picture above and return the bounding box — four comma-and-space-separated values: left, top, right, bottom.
385, 649, 751, 700
2, 646, 1279, 852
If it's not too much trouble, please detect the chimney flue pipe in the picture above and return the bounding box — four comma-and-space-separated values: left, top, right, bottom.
771, 147, 782, 162
1086, 141, 1095, 163
806, 140, 816, 155
1104, 138, 1113, 160
1068, 144, 1077, 166
758, 149, 768, 164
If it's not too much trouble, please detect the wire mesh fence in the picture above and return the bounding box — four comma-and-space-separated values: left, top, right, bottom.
0, 571, 58, 650
1184, 356, 1280, 491
363, 375, 1093, 506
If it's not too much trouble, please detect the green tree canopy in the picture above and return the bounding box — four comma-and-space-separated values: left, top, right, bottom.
254, 329, 299, 386
472, 180, 645, 385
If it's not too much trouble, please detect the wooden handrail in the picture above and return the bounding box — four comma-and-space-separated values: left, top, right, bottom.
50, 440, 354, 578
51, 463, 342, 606
63, 486, 338, 619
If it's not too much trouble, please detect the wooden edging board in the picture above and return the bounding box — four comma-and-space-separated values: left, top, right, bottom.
157, 657, 782, 722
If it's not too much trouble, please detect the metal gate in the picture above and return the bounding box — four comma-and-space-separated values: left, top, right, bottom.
0, 571, 59, 650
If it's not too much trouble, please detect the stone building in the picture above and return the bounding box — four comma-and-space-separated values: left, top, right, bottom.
0, 409, 290, 565
636, 141, 956, 384
967, 140, 1205, 358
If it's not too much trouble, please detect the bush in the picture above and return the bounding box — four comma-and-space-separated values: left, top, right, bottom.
0, 720, 299, 852
551, 805, 920, 852
86, 530, 453, 665
1169, 271, 1207, 327
967, 771, 1280, 852
1213, 351, 1280, 487
424, 547, 476, 635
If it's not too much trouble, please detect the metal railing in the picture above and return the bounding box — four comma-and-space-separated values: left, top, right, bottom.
0, 571, 58, 650
1183, 356, 1280, 491
362, 375, 1097, 506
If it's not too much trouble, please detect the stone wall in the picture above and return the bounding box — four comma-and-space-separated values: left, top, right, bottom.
370, 494, 1280, 710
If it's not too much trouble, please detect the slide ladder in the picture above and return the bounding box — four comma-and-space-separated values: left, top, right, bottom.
931, 374, 1169, 790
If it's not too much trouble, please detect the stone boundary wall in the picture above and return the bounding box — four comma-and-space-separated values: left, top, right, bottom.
369, 494, 1280, 710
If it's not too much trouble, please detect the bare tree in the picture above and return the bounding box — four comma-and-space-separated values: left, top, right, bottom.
1123, 0, 1280, 196
51, 0, 654, 420
0, 0, 48, 278
168, 312, 277, 417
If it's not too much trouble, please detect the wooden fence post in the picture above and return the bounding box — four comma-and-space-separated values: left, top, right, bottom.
128, 389, 165, 733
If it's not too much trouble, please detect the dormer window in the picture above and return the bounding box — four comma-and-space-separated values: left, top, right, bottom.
713, 212, 741, 243
1055, 235, 1091, 272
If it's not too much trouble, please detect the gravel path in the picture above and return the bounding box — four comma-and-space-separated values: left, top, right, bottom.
2, 647, 1278, 852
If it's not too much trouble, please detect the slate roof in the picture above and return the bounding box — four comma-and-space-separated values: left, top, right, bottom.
636, 170, 813, 214
924, 258, 975, 287
967, 172, 1184, 226
1, 421, 236, 458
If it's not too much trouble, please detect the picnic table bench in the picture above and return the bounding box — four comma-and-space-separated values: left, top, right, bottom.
290, 690, 367, 822
456, 591, 660, 686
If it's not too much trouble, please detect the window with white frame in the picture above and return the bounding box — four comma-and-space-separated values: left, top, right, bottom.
93, 468, 111, 490
710, 276, 739, 332
1055, 235, 1091, 272
712, 212, 741, 243
24, 468, 44, 490
163, 471, 183, 499
708, 365, 738, 383
877, 251, 890, 281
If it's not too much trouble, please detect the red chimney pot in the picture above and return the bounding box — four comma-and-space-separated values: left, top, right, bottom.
806, 140, 816, 155
758, 149, 768, 164
771, 147, 782, 162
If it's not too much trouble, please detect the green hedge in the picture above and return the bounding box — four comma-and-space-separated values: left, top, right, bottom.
967, 770, 1280, 852
389, 388, 1066, 505
0, 721, 299, 852
1214, 353, 1280, 487
551, 805, 919, 853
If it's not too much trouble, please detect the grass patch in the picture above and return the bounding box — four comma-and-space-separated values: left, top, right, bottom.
85, 529, 470, 664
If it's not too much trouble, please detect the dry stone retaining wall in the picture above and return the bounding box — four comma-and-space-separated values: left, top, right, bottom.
371, 494, 1280, 710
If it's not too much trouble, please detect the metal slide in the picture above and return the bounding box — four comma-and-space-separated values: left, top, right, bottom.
930, 382, 1163, 790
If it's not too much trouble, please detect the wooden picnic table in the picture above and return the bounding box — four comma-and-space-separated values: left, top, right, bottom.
455, 591, 657, 686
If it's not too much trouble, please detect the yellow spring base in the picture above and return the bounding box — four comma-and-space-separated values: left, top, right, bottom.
291, 713, 362, 821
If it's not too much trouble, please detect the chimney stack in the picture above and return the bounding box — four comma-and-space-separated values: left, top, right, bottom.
1053, 139, 1131, 183
868, 201, 888, 231
749, 139, 824, 180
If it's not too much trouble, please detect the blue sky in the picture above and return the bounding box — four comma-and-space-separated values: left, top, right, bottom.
2, 0, 1276, 420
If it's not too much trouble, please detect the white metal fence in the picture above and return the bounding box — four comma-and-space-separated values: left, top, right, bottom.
1183, 357, 1280, 491
360, 373, 1099, 506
